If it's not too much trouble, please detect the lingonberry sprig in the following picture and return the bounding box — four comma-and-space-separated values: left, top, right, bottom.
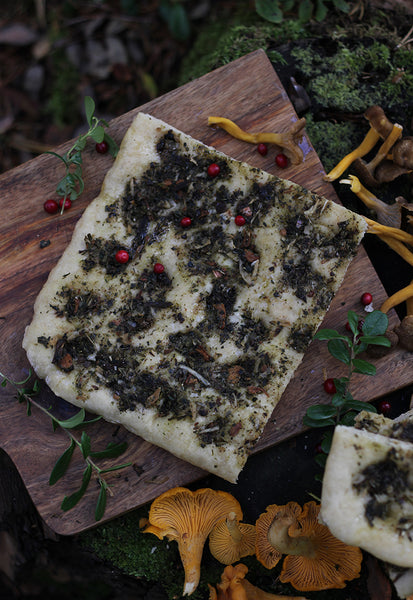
1, 369, 130, 521
47, 96, 119, 214
303, 310, 391, 468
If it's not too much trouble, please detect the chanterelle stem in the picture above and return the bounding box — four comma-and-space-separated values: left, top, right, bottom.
267, 514, 316, 558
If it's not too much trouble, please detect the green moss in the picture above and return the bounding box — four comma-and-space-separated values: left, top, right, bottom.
178, 20, 307, 85
305, 114, 365, 174
289, 39, 413, 123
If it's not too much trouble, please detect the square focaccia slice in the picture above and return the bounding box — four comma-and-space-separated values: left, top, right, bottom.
23, 112, 366, 482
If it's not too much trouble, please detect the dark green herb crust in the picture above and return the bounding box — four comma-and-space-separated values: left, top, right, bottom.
46, 127, 362, 451
353, 448, 413, 537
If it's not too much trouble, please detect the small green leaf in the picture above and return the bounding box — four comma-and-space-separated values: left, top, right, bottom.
298, 0, 314, 22
342, 398, 372, 412
339, 411, 357, 426
55, 409, 86, 429
347, 310, 360, 336
99, 462, 132, 474
46, 150, 69, 166
49, 440, 76, 485
333, 0, 350, 12
61, 464, 92, 512
321, 430, 333, 453
91, 126, 105, 144
362, 310, 388, 336
360, 335, 391, 347
73, 138, 87, 153
315, 0, 328, 21
80, 431, 91, 459
69, 151, 83, 166
95, 483, 107, 521
328, 338, 350, 364
303, 414, 335, 427
90, 441, 128, 460
352, 358, 376, 375
255, 0, 284, 23
84, 96, 95, 127
314, 328, 345, 341
315, 453, 327, 467
331, 392, 346, 407
104, 133, 119, 158
306, 404, 337, 420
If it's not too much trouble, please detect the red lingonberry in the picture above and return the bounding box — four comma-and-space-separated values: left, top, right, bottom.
180, 216, 192, 228
59, 197, 72, 210
378, 400, 391, 415
361, 292, 373, 306
315, 442, 324, 454
115, 249, 129, 264
207, 163, 220, 177
257, 143, 268, 156
234, 215, 246, 226
323, 378, 336, 394
153, 262, 165, 274
95, 140, 109, 154
44, 199, 59, 214
275, 153, 288, 168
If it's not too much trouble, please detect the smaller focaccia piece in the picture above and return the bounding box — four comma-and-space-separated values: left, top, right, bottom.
23, 112, 366, 483
320, 425, 413, 567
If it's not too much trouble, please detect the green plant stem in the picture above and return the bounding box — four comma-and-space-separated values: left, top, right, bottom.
1, 369, 131, 519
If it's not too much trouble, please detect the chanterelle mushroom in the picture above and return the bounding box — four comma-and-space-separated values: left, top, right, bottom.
381, 279, 413, 352
208, 563, 309, 600
209, 512, 256, 565
324, 105, 405, 185
340, 174, 411, 229
144, 487, 243, 595
255, 501, 362, 591
208, 116, 306, 165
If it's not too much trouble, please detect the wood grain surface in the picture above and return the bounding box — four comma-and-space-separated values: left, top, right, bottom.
1, 49, 412, 535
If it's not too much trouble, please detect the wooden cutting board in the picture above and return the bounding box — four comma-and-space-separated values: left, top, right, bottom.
1, 50, 412, 535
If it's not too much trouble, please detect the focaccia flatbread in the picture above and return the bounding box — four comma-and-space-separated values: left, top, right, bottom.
23, 112, 366, 482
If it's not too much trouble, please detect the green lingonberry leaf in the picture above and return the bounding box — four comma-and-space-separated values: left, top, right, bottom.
347, 310, 360, 335
306, 404, 337, 420
360, 334, 391, 347
91, 125, 105, 144
315, 452, 328, 467
362, 310, 388, 336
352, 358, 377, 375
327, 338, 351, 364
84, 96, 96, 127
314, 328, 347, 341
255, 0, 284, 23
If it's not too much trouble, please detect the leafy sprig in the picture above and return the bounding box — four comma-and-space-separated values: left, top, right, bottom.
304, 310, 391, 466
48, 96, 119, 213
1, 370, 130, 521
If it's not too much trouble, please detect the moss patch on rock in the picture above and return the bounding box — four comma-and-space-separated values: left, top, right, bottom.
178, 20, 308, 85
